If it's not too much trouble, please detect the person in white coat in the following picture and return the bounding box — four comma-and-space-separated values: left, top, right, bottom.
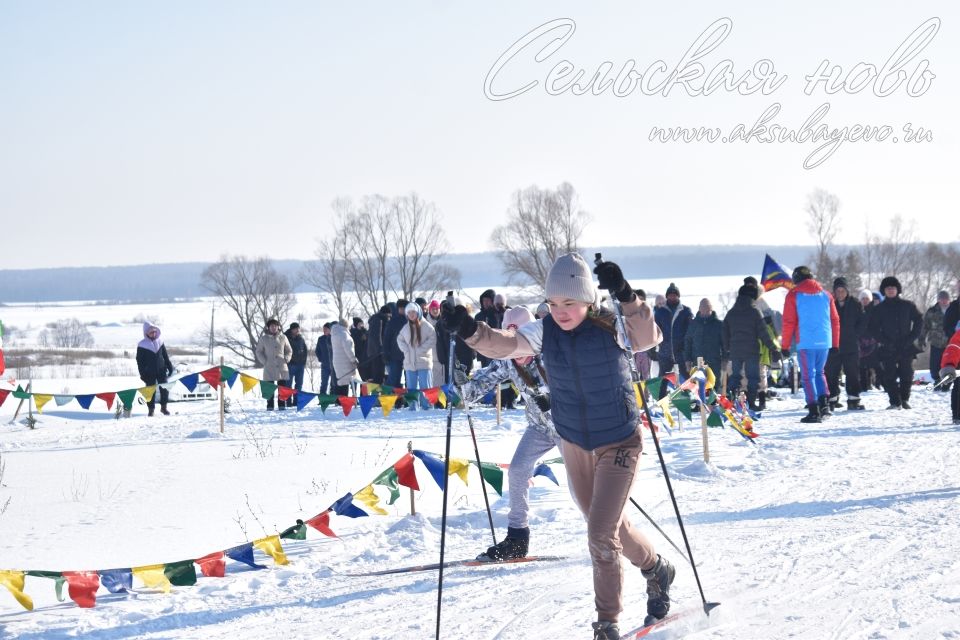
330, 320, 360, 396
397, 302, 436, 409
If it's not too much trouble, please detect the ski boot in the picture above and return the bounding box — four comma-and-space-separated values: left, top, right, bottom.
800, 404, 821, 424
817, 395, 832, 419
476, 527, 529, 562
641, 554, 676, 625
591, 620, 620, 639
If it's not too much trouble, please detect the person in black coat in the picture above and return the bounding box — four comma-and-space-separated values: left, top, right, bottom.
315, 323, 333, 395
473, 289, 500, 368
653, 283, 693, 392
382, 299, 409, 387
350, 317, 369, 381
284, 323, 309, 407
136, 322, 174, 416
824, 278, 866, 410
868, 276, 923, 409
722, 285, 779, 410
366, 305, 390, 384
684, 298, 723, 381
945, 279, 960, 339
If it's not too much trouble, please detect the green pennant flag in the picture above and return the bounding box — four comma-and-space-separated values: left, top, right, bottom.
13, 385, 31, 400
706, 390, 718, 405
317, 394, 338, 411
280, 519, 308, 540
477, 462, 504, 496
117, 389, 138, 411
403, 391, 421, 405
163, 560, 198, 586
672, 394, 693, 421
372, 468, 402, 505
707, 410, 724, 427
645, 377, 662, 400
259, 380, 278, 398
221, 365, 237, 386
25, 570, 66, 602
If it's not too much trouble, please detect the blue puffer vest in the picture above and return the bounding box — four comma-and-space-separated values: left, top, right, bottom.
541, 314, 639, 450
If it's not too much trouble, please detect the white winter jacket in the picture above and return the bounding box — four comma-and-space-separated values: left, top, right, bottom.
397, 320, 436, 371
331, 324, 360, 386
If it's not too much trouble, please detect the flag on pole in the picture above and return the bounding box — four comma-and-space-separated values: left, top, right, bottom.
760, 254, 794, 292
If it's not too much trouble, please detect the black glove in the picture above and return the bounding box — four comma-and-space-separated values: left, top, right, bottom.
828, 347, 839, 355
781, 348, 791, 358
441, 304, 478, 339
533, 393, 551, 412
593, 261, 634, 303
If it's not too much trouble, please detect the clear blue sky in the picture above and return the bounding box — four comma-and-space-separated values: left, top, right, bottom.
1, 1, 956, 268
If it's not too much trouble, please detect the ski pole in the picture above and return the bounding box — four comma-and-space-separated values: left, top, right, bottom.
629, 497, 690, 565
435, 292, 458, 640
461, 397, 498, 546
594, 253, 719, 616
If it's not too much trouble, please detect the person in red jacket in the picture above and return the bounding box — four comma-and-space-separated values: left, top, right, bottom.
781, 266, 840, 423
939, 328, 960, 425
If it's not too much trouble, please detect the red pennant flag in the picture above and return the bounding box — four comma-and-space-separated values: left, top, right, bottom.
278, 386, 295, 402
394, 452, 420, 491
421, 387, 440, 406
718, 395, 734, 411
195, 551, 226, 578
306, 511, 337, 538
0, 389, 9, 408
200, 368, 222, 388
338, 396, 356, 417
62, 571, 100, 608
360, 383, 368, 396
96, 392, 116, 410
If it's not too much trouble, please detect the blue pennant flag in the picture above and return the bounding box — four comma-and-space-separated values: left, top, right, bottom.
412, 450, 447, 490
75, 394, 95, 410
332, 492, 368, 518
296, 391, 317, 411
178, 373, 200, 392
533, 463, 559, 486
99, 568, 133, 593
225, 543, 266, 569
358, 395, 379, 419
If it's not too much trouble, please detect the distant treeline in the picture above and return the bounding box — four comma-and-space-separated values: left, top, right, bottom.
0, 245, 815, 304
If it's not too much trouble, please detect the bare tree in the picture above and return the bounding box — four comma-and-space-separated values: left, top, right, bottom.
346, 195, 394, 316
805, 188, 841, 281
302, 198, 356, 322
391, 193, 455, 300
38, 319, 94, 348
491, 182, 590, 293
200, 256, 297, 365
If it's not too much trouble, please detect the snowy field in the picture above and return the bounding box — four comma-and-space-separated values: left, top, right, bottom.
2, 279, 958, 640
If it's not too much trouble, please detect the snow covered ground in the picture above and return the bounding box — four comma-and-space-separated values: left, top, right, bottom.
1, 376, 958, 639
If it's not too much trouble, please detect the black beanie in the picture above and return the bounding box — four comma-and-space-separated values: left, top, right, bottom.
791, 266, 813, 284
879, 276, 902, 294
743, 276, 759, 287
833, 277, 848, 291
738, 284, 759, 300
666, 282, 680, 297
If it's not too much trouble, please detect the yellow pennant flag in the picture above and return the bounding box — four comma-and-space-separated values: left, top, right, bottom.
132, 564, 172, 593
633, 382, 644, 408
33, 394, 53, 413
366, 383, 381, 395
704, 366, 716, 391
448, 458, 471, 485
139, 385, 158, 403
240, 374, 260, 394
254, 535, 289, 566
378, 395, 398, 417
0, 570, 33, 611
354, 484, 388, 515
437, 390, 447, 408
657, 398, 676, 427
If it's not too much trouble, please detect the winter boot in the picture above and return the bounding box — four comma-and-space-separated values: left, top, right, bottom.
818, 395, 832, 419
901, 400, 911, 410
160, 402, 170, 416
591, 620, 620, 640
828, 395, 840, 411
641, 554, 676, 625
847, 397, 865, 411
758, 392, 767, 411
477, 527, 529, 562
747, 390, 761, 414
800, 404, 822, 423
147, 403, 155, 417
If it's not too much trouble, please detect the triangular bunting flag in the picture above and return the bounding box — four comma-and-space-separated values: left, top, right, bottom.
305, 511, 337, 538
225, 543, 266, 569
117, 389, 138, 411
372, 468, 402, 505
477, 462, 504, 495
96, 392, 116, 411
645, 377, 663, 400
0, 389, 9, 407
296, 391, 317, 411
240, 374, 259, 394
413, 450, 447, 490
533, 462, 560, 485
98, 568, 132, 593
12, 385, 30, 400
54, 394, 73, 407
138, 386, 157, 403
354, 484, 388, 515
0, 570, 33, 611
393, 452, 420, 491
277, 385, 295, 402
707, 409, 724, 427
332, 492, 368, 518
378, 395, 398, 417
280, 519, 307, 540
317, 394, 338, 412
448, 458, 471, 485
200, 367, 222, 388
259, 380, 277, 398
195, 552, 226, 577
403, 391, 421, 406
75, 394, 95, 410
163, 560, 197, 587
26, 570, 66, 602
672, 394, 694, 421
253, 535, 289, 566
33, 394, 53, 413
220, 365, 238, 387
338, 396, 356, 417
179, 373, 200, 393
132, 564, 171, 592
422, 387, 440, 406
358, 395, 378, 418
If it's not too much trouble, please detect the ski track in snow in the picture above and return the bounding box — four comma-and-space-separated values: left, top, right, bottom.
1, 385, 959, 639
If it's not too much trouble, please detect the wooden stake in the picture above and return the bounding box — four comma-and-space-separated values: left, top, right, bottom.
10, 381, 32, 425
219, 356, 225, 434
408, 440, 416, 516
697, 358, 710, 464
